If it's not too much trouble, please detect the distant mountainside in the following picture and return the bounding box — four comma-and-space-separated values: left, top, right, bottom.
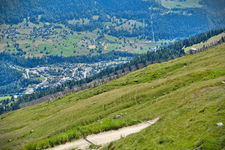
0, 0, 225, 39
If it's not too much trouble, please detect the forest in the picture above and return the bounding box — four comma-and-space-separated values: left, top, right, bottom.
0, 51, 137, 68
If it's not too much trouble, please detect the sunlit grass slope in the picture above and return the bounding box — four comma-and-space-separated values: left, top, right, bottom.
160, 0, 202, 9
183, 32, 225, 53
0, 44, 225, 150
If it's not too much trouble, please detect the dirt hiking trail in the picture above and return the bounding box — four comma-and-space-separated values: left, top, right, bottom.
48, 117, 159, 150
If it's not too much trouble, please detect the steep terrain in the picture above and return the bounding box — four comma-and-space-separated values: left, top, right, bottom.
0, 43, 224, 149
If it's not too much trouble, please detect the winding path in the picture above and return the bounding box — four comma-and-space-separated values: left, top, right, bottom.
47, 117, 159, 150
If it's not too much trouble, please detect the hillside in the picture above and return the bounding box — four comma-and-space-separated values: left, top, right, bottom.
183, 32, 225, 53
0, 43, 224, 149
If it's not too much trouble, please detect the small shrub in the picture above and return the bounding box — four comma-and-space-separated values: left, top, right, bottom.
24, 142, 37, 150
89, 144, 101, 149
158, 136, 174, 144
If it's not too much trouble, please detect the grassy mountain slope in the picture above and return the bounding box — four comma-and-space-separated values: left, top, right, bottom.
0, 44, 225, 149
183, 32, 225, 53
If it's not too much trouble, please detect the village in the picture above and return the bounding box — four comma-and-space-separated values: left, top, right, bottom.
10, 59, 129, 95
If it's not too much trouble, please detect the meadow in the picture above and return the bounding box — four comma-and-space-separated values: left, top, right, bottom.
0, 20, 171, 57
160, 0, 202, 9
0, 96, 11, 101
183, 32, 225, 53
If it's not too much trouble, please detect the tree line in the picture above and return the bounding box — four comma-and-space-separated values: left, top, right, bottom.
0, 51, 137, 68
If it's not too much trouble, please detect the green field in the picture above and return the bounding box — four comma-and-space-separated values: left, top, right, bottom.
0, 44, 225, 149
161, 0, 203, 9
183, 32, 225, 53
0, 96, 11, 101
0, 20, 170, 57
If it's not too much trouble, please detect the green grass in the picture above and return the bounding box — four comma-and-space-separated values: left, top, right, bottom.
161, 0, 203, 9
103, 79, 225, 150
183, 32, 225, 53
0, 21, 174, 57
0, 44, 225, 149
0, 96, 11, 101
